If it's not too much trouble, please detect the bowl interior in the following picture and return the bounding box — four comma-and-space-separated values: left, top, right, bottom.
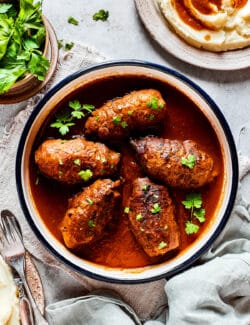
16, 62, 238, 283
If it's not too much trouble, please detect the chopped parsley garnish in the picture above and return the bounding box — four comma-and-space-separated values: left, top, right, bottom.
136, 213, 143, 221
74, 159, 81, 166
182, 192, 206, 235
142, 185, 148, 191
86, 198, 94, 205
68, 16, 79, 25
124, 207, 130, 214
50, 110, 75, 135
113, 116, 122, 124
64, 42, 75, 51
158, 241, 167, 250
127, 111, 133, 116
58, 39, 64, 49
147, 97, 164, 110
121, 121, 128, 128
95, 115, 100, 121
88, 220, 96, 228
93, 9, 109, 21
78, 169, 93, 182
50, 100, 95, 135
58, 159, 63, 165
151, 203, 161, 214
149, 114, 155, 120
181, 154, 196, 169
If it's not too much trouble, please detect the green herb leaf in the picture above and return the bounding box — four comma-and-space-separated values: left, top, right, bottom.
193, 208, 206, 223
78, 169, 93, 182
136, 213, 143, 221
127, 110, 133, 116
181, 154, 196, 169
147, 97, 164, 110
185, 221, 199, 234
93, 9, 109, 21
88, 220, 95, 228
69, 100, 81, 110
151, 203, 161, 214
82, 104, 95, 113
113, 116, 121, 124
158, 241, 167, 249
124, 207, 130, 214
182, 193, 202, 210
74, 159, 81, 166
0, 4, 13, 14
142, 185, 148, 191
68, 16, 79, 25
121, 121, 128, 128
64, 42, 74, 51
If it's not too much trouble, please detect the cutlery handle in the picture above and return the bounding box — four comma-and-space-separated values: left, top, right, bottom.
19, 296, 34, 325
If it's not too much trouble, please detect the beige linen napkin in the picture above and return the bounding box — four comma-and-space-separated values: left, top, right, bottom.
0, 43, 166, 322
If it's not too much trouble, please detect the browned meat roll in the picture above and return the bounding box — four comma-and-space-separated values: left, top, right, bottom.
126, 177, 180, 257
131, 136, 218, 189
35, 138, 120, 184
60, 179, 121, 249
85, 89, 167, 141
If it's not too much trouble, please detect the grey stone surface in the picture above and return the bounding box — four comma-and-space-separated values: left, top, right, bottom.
42, 0, 250, 153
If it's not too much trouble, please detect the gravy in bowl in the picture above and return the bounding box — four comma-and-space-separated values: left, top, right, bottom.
29, 74, 224, 269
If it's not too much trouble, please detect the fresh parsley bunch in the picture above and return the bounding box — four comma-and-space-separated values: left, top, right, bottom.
0, 0, 50, 94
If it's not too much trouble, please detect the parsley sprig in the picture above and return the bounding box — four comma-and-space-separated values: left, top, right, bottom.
50, 100, 95, 135
182, 193, 206, 235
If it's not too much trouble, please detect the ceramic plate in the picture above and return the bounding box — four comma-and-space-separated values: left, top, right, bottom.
134, 0, 250, 71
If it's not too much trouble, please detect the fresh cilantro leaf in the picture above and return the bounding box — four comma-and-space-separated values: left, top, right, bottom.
68, 16, 79, 25
0, 4, 13, 14
69, 100, 81, 110
158, 241, 167, 249
185, 221, 199, 234
93, 9, 109, 22
151, 203, 161, 214
27, 52, 49, 81
193, 208, 206, 223
82, 104, 95, 113
181, 154, 196, 169
78, 169, 93, 182
182, 193, 202, 210
0, 66, 26, 93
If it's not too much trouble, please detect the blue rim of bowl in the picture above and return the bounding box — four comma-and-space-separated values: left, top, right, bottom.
16, 60, 239, 284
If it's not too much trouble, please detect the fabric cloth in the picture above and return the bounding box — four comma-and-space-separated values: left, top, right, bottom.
0, 43, 250, 325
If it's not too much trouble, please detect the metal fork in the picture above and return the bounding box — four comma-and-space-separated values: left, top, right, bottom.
0, 210, 48, 325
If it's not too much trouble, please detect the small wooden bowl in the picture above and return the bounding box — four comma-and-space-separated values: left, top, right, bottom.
0, 16, 58, 104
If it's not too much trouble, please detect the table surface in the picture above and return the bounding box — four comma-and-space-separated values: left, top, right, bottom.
1, 0, 250, 185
